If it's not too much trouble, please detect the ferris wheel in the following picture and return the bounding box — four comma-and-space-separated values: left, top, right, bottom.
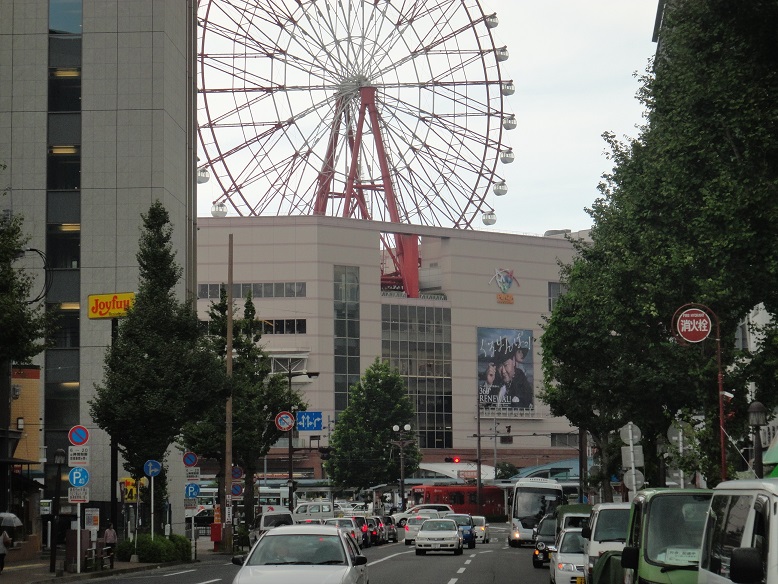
197, 0, 516, 230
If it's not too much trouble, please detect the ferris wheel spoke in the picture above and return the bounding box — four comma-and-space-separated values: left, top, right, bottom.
199, 0, 511, 227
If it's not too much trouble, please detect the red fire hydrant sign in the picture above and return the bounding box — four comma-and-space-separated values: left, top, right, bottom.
676, 308, 712, 343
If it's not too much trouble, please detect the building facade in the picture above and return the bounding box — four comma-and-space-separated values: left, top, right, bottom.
197, 216, 588, 481
0, 0, 197, 527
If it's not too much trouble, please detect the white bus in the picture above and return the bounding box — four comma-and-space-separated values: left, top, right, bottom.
509, 477, 565, 547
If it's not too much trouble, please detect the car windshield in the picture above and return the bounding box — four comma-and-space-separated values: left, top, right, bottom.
248, 534, 346, 566
448, 515, 471, 526
593, 508, 630, 541
538, 518, 557, 536
560, 532, 584, 554
645, 494, 710, 565
472, 517, 486, 526
408, 517, 427, 526
265, 515, 294, 528
422, 520, 456, 532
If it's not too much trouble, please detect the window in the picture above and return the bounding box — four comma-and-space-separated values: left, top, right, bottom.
47, 224, 80, 269
49, 69, 81, 111
48, 147, 80, 190
548, 282, 567, 312
701, 494, 752, 576
50, 0, 82, 34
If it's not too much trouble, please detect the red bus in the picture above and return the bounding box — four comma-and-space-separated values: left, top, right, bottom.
409, 484, 506, 517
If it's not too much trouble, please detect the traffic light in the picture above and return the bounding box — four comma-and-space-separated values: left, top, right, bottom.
444, 456, 461, 463
318, 446, 335, 461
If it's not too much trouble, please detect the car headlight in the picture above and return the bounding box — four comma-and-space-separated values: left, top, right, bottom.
557, 563, 580, 572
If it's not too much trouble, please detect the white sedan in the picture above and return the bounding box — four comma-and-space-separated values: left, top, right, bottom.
550, 528, 586, 584
414, 518, 464, 555
472, 515, 491, 543
231, 524, 368, 584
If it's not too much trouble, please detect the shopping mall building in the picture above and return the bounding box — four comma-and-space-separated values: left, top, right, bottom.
196, 215, 589, 480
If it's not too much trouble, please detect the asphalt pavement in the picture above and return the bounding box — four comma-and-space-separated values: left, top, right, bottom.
3, 536, 227, 584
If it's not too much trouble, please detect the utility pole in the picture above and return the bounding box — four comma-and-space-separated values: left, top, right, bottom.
222, 234, 233, 552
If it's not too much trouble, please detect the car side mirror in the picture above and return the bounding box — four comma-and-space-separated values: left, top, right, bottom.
621, 546, 638, 569
582, 526, 591, 539
730, 547, 763, 584
232, 555, 246, 566
354, 555, 368, 566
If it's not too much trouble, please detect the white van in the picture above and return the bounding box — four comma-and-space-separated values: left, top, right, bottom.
292, 501, 340, 523
248, 510, 294, 544
581, 502, 631, 584
698, 478, 778, 584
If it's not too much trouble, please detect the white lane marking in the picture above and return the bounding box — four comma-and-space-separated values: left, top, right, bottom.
465, 559, 472, 564
162, 570, 197, 577
447, 580, 458, 584
458, 567, 466, 573
367, 550, 415, 564
194, 580, 221, 584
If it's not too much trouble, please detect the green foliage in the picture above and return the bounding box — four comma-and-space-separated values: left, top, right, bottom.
327, 358, 420, 491
0, 167, 54, 364
90, 201, 226, 497
168, 534, 192, 561
179, 287, 301, 525
115, 534, 189, 563
541, 0, 778, 487
235, 524, 250, 549
496, 462, 519, 480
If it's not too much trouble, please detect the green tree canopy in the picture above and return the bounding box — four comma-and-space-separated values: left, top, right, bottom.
179, 287, 304, 524
542, 0, 778, 487
0, 167, 52, 364
90, 201, 225, 485
327, 358, 420, 493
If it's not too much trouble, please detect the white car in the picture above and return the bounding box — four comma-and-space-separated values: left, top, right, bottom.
550, 528, 586, 584
414, 518, 464, 556
403, 516, 429, 545
472, 515, 491, 543
394, 504, 455, 527
231, 524, 367, 584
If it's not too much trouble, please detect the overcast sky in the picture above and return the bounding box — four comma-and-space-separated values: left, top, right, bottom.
196, 1, 659, 237
487, 0, 659, 235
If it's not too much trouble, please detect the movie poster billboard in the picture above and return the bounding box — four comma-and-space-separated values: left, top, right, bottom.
477, 328, 534, 409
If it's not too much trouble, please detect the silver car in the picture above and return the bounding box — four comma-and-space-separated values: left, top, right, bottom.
403, 515, 429, 545
472, 515, 491, 543
231, 524, 367, 584
414, 518, 463, 555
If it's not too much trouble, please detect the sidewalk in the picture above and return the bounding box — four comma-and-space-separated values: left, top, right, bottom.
3, 537, 228, 584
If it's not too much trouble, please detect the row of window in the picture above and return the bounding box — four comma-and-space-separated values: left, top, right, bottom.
198, 282, 306, 300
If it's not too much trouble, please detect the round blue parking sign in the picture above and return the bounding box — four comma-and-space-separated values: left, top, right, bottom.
69, 467, 90, 487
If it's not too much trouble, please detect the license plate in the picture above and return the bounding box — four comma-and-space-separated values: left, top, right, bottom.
576, 577, 585, 584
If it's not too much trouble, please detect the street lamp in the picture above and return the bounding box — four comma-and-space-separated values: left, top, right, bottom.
748, 401, 768, 479
49, 448, 66, 573
391, 424, 413, 512
286, 369, 319, 511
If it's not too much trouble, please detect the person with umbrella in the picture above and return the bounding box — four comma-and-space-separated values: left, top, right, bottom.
0, 531, 9, 574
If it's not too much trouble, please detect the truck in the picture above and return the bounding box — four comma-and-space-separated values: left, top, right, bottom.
620, 488, 712, 584
697, 478, 778, 584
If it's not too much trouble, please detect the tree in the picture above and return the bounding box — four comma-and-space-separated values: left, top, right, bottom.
326, 358, 420, 493
0, 164, 52, 365
496, 462, 519, 480
542, 0, 778, 486
90, 201, 225, 498
179, 287, 302, 525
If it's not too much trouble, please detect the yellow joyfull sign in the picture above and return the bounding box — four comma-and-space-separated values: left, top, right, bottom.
88, 292, 135, 319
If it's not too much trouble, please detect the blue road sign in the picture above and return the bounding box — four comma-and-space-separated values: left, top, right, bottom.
183, 452, 198, 467
69, 467, 90, 488
144, 459, 162, 477
185, 483, 201, 498
231, 483, 244, 497
296, 411, 323, 431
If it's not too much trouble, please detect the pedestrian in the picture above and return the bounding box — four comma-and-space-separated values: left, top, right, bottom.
103, 522, 117, 568
0, 529, 11, 574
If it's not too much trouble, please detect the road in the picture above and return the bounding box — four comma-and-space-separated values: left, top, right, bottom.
85, 523, 552, 584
